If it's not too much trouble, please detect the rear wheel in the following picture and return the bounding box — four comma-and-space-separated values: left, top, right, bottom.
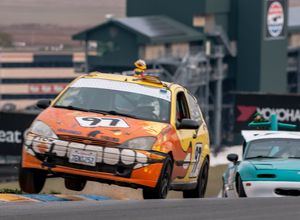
143, 156, 172, 199
183, 158, 209, 198
19, 166, 47, 193
236, 175, 247, 197
64, 178, 86, 191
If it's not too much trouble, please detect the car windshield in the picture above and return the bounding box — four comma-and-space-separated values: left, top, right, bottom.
245, 139, 300, 159
53, 78, 171, 123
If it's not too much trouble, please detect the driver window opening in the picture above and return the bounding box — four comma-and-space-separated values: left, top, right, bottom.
176, 92, 190, 123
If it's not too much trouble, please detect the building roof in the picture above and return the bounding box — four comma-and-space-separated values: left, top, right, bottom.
73, 16, 204, 44
289, 7, 300, 33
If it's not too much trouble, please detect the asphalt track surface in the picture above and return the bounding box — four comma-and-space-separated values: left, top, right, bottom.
1, 197, 300, 220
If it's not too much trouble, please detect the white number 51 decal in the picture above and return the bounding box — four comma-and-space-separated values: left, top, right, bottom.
76, 117, 129, 128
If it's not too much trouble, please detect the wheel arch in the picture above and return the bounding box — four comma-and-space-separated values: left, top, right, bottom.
204, 155, 210, 165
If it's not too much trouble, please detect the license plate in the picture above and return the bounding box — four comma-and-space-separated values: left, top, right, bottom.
69, 149, 97, 167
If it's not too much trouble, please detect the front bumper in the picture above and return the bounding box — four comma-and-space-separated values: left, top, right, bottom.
22, 133, 166, 188
243, 181, 300, 197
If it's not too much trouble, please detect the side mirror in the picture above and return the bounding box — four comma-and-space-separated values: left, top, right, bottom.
177, 119, 200, 130
227, 154, 239, 163
36, 99, 51, 109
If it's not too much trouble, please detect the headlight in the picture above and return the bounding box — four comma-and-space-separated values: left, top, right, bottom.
119, 137, 156, 150
30, 121, 58, 139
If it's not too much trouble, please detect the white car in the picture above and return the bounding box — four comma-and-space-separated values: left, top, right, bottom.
223, 130, 300, 197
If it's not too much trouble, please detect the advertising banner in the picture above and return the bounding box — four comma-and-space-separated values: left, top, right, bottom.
0, 112, 37, 156
235, 93, 300, 131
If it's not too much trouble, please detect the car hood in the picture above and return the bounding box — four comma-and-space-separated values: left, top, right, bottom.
35, 107, 169, 144
249, 159, 300, 171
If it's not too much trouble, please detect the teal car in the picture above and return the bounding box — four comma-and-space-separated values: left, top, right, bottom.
222, 130, 300, 197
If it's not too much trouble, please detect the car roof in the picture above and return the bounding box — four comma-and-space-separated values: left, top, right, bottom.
242, 130, 300, 142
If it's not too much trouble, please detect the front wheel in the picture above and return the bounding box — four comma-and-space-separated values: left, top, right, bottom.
143, 156, 172, 199
19, 166, 47, 193
222, 180, 227, 198
64, 178, 86, 191
183, 158, 209, 198
236, 175, 247, 197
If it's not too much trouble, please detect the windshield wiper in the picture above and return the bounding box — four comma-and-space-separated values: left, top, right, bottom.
246, 156, 279, 159
88, 109, 138, 119
53, 105, 89, 112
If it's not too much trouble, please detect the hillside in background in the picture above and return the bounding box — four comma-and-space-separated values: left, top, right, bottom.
0, 0, 126, 26
0, 0, 126, 47
0, 0, 299, 47
1, 0, 299, 27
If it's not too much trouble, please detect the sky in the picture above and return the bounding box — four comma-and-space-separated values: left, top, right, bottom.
0, 0, 126, 26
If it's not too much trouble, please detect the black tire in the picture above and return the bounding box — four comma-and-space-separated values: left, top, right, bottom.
143, 156, 172, 199
183, 158, 209, 198
19, 166, 47, 194
236, 175, 247, 197
64, 178, 86, 191
222, 180, 227, 198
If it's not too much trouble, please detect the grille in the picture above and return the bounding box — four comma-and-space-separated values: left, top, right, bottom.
58, 135, 117, 147
275, 188, 300, 196
257, 174, 276, 178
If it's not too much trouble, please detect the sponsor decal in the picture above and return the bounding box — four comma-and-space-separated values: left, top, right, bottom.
71, 78, 171, 102
87, 131, 102, 138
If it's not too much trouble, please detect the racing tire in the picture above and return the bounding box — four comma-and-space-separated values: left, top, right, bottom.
64, 178, 86, 191
19, 166, 47, 194
182, 158, 209, 198
236, 175, 247, 197
142, 156, 172, 199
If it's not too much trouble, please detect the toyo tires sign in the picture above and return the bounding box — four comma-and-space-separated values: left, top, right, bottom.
234, 93, 300, 132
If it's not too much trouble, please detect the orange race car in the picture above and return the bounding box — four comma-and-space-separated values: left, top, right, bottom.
19, 71, 210, 199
